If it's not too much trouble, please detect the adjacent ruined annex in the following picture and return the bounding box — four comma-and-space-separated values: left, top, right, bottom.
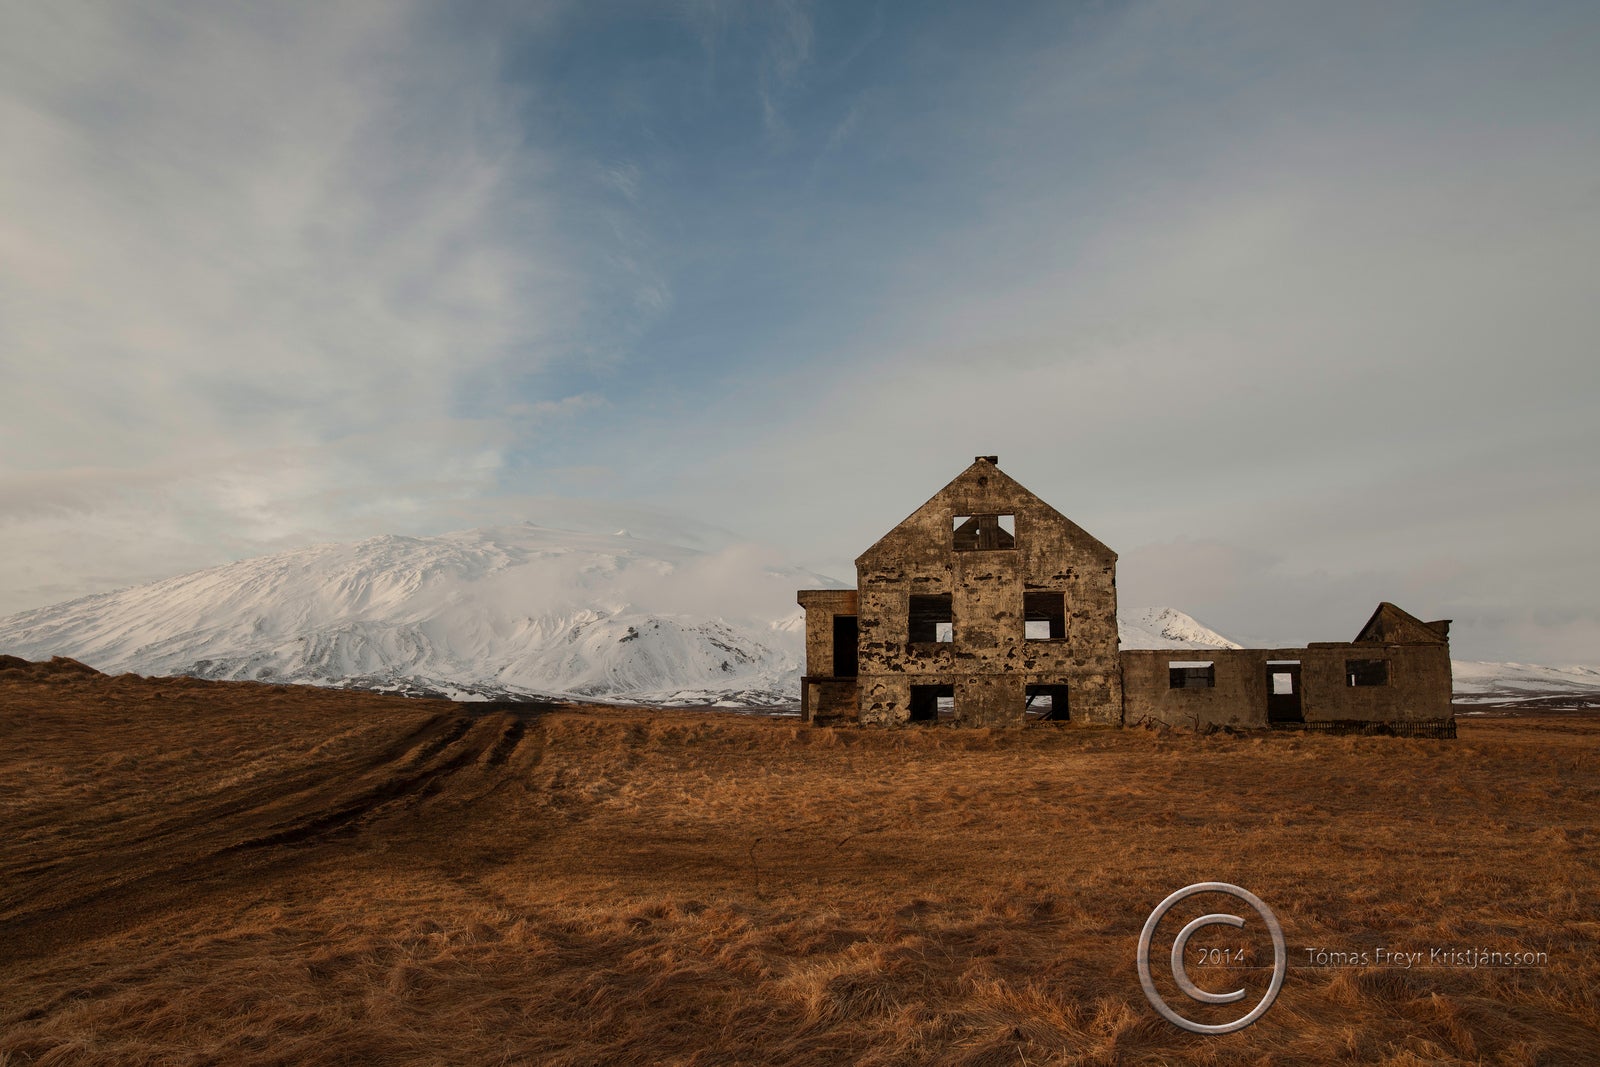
797, 457, 1454, 733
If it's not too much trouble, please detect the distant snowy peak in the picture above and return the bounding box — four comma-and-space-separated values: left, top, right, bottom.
15, 539, 1595, 711
1450, 660, 1600, 708
1117, 606, 1243, 650
0, 522, 845, 706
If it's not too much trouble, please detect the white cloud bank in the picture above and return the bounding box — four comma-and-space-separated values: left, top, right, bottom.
0, 2, 585, 613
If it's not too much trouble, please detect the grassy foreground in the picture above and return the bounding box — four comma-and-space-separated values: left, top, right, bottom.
1, 659, 1596, 1065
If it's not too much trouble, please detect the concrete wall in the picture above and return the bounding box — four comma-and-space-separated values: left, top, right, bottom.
1119, 650, 1271, 729
795, 459, 1453, 732
796, 589, 859, 724
800, 677, 860, 725
850, 458, 1122, 727
1119, 644, 1454, 728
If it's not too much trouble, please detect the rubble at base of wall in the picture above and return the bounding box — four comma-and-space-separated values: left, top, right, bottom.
1270, 719, 1457, 740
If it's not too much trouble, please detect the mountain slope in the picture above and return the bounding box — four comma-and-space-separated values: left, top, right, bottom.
1451, 660, 1600, 710
0, 524, 840, 705
1116, 606, 1242, 650
5, 538, 1593, 709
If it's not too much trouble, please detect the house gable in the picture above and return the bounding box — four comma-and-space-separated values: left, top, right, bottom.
855, 457, 1115, 574
1355, 602, 1451, 645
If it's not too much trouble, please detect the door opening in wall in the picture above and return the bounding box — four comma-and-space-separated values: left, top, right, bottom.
1266, 660, 1302, 723
832, 615, 858, 677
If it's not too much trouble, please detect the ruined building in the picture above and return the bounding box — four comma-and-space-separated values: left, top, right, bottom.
797, 457, 1454, 733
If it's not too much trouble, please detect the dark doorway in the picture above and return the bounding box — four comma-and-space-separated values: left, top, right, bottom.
910, 684, 955, 723
832, 615, 858, 677
1025, 684, 1070, 721
1266, 662, 1302, 723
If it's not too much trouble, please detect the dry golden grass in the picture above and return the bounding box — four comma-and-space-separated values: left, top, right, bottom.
1, 658, 1596, 1065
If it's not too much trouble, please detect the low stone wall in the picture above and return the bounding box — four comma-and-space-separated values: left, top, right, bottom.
1119, 645, 1454, 730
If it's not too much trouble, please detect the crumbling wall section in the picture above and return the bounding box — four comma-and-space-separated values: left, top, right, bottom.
1119, 649, 1271, 728
1299, 643, 1453, 722
796, 589, 859, 724
853, 458, 1121, 727
1119, 642, 1455, 729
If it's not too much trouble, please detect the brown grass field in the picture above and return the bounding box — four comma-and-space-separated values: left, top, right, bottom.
1, 656, 1596, 1066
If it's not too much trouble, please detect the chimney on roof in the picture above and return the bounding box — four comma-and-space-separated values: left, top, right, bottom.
976, 455, 999, 465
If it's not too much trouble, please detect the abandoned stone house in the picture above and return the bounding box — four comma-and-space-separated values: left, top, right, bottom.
797, 457, 1454, 733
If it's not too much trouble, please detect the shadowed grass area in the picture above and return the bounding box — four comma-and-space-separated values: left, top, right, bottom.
1, 659, 1596, 1065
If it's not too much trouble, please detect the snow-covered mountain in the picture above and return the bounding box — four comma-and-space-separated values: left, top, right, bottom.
0, 531, 1237, 705
0, 523, 842, 706
4, 534, 1592, 710
1451, 660, 1600, 710
1117, 606, 1242, 650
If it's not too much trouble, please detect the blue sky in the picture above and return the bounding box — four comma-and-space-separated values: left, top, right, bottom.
3, 1, 1598, 663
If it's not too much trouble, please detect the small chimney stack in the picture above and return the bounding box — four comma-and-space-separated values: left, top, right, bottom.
976, 455, 999, 465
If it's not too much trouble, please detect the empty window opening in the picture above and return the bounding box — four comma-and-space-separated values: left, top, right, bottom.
1024, 592, 1067, 640
1347, 659, 1389, 687
1025, 684, 1070, 721
1270, 671, 1295, 695
831, 615, 858, 677
909, 593, 954, 643
910, 684, 955, 723
953, 513, 1016, 551
1169, 661, 1216, 689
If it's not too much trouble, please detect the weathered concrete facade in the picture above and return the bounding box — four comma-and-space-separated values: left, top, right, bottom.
1119, 602, 1454, 729
798, 458, 1454, 730
799, 456, 1121, 726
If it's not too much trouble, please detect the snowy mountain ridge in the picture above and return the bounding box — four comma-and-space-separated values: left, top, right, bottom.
1450, 660, 1600, 709
0, 524, 1591, 707
1116, 606, 1242, 650
0, 523, 837, 705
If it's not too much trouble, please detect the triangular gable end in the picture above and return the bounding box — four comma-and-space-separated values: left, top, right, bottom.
855, 457, 1115, 567
1355, 602, 1449, 645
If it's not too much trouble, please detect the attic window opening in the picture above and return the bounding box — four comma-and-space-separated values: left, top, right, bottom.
1024, 592, 1067, 640
1347, 659, 1389, 687
1168, 661, 1215, 689
908, 593, 954, 643
953, 513, 1015, 551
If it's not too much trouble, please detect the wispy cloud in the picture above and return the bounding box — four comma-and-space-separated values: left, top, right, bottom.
758, 0, 814, 141
3, 2, 1596, 667
0, 2, 586, 611
603, 2, 1600, 663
